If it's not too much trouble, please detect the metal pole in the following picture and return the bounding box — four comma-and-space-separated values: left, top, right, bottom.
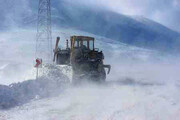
36, 67, 39, 80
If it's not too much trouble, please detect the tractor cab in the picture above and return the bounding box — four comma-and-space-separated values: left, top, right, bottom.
70, 36, 104, 63
70, 36, 95, 51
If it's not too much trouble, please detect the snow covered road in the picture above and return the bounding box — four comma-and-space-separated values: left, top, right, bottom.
1, 83, 180, 120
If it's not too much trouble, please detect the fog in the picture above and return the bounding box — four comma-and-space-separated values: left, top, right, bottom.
1, 0, 180, 32
0, 27, 180, 119
74, 0, 180, 32
0, 0, 180, 119
1, 28, 179, 85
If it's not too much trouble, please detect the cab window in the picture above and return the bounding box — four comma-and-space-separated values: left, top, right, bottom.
89, 41, 94, 50
83, 41, 88, 48
74, 40, 78, 47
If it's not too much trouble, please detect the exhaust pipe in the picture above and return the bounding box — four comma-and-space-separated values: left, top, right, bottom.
53, 37, 60, 62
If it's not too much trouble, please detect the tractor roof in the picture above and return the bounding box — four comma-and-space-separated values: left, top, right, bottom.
71, 36, 94, 41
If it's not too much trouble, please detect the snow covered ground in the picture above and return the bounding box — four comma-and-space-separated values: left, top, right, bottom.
1, 84, 180, 120
0, 29, 180, 120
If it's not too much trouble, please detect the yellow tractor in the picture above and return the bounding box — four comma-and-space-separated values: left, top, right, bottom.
53, 36, 111, 83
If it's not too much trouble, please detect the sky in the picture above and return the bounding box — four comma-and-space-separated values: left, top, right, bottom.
75, 0, 180, 32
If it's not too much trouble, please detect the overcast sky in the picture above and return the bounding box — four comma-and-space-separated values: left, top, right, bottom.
76, 0, 180, 32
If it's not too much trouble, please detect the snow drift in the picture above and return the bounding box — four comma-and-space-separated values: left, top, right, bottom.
0, 64, 70, 109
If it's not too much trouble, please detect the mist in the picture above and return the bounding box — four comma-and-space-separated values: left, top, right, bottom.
0, 26, 180, 119
0, 0, 180, 119
74, 0, 180, 32
1, 0, 180, 32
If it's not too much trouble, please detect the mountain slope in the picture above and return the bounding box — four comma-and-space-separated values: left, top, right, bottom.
1, 0, 180, 53
49, 0, 180, 53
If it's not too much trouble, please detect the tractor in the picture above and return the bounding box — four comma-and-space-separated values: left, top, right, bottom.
53, 36, 111, 83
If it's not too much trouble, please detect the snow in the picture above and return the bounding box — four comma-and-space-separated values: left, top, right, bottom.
0, 29, 180, 119
0, 0, 180, 119
1, 84, 180, 120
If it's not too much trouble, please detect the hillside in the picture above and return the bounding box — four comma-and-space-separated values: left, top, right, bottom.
0, 0, 180, 53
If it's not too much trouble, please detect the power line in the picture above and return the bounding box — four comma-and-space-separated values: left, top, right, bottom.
36, 0, 52, 63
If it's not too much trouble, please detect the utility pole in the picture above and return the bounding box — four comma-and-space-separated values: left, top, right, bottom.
36, 0, 52, 63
